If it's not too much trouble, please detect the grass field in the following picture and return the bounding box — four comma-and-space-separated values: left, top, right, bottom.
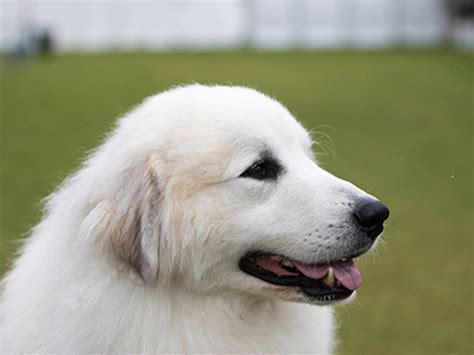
0, 50, 472, 354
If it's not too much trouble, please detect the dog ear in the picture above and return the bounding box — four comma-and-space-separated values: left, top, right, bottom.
90, 165, 161, 283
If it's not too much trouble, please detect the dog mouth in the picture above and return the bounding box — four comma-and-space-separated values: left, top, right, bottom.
239, 252, 362, 302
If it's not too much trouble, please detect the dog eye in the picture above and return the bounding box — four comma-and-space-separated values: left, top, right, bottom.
240, 159, 280, 180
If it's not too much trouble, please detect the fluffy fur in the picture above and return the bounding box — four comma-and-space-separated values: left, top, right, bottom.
0, 85, 379, 353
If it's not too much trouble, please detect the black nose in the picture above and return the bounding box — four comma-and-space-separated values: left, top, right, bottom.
353, 199, 389, 239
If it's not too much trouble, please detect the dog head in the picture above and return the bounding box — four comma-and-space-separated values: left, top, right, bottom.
86, 84, 389, 305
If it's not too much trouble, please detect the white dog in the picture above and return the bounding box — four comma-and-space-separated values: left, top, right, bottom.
0, 85, 389, 354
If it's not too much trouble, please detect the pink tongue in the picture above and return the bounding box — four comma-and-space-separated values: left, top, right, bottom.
331, 260, 362, 290
253, 255, 299, 277
294, 259, 362, 291
293, 261, 329, 280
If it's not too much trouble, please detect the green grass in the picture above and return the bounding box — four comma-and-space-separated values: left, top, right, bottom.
0, 50, 472, 354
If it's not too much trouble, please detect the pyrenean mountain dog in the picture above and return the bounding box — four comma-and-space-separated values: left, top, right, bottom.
0, 85, 389, 354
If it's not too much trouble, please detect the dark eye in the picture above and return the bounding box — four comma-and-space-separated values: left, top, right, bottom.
240, 159, 280, 180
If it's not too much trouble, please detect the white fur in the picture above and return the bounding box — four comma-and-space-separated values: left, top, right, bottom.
0, 85, 376, 354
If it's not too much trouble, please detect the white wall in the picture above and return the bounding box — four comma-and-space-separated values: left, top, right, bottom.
251, 0, 448, 48
0, 0, 453, 52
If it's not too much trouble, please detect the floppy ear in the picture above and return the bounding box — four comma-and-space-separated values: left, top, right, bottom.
89, 165, 161, 283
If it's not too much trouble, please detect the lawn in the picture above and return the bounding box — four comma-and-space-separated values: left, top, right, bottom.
0, 50, 472, 354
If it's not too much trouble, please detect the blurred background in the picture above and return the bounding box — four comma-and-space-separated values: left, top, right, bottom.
1, 0, 474, 52
0, 1, 472, 354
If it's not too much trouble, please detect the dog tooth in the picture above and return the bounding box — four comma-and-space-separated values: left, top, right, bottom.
325, 268, 335, 286
269, 255, 281, 261
282, 260, 294, 268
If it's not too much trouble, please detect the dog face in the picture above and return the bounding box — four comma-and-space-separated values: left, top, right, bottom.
94, 85, 388, 306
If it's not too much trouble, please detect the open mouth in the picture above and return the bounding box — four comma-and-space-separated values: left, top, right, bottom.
239, 252, 362, 302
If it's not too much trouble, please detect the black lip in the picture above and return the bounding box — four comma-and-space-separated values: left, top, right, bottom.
239, 253, 354, 302
368, 225, 384, 239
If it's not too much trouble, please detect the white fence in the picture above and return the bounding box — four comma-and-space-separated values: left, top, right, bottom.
0, 0, 458, 52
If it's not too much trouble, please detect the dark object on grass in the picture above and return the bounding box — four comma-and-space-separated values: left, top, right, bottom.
37, 30, 54, 56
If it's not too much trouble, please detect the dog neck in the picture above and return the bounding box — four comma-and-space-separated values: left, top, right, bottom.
80, 271, 334, 353
2, 215, 333, 354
